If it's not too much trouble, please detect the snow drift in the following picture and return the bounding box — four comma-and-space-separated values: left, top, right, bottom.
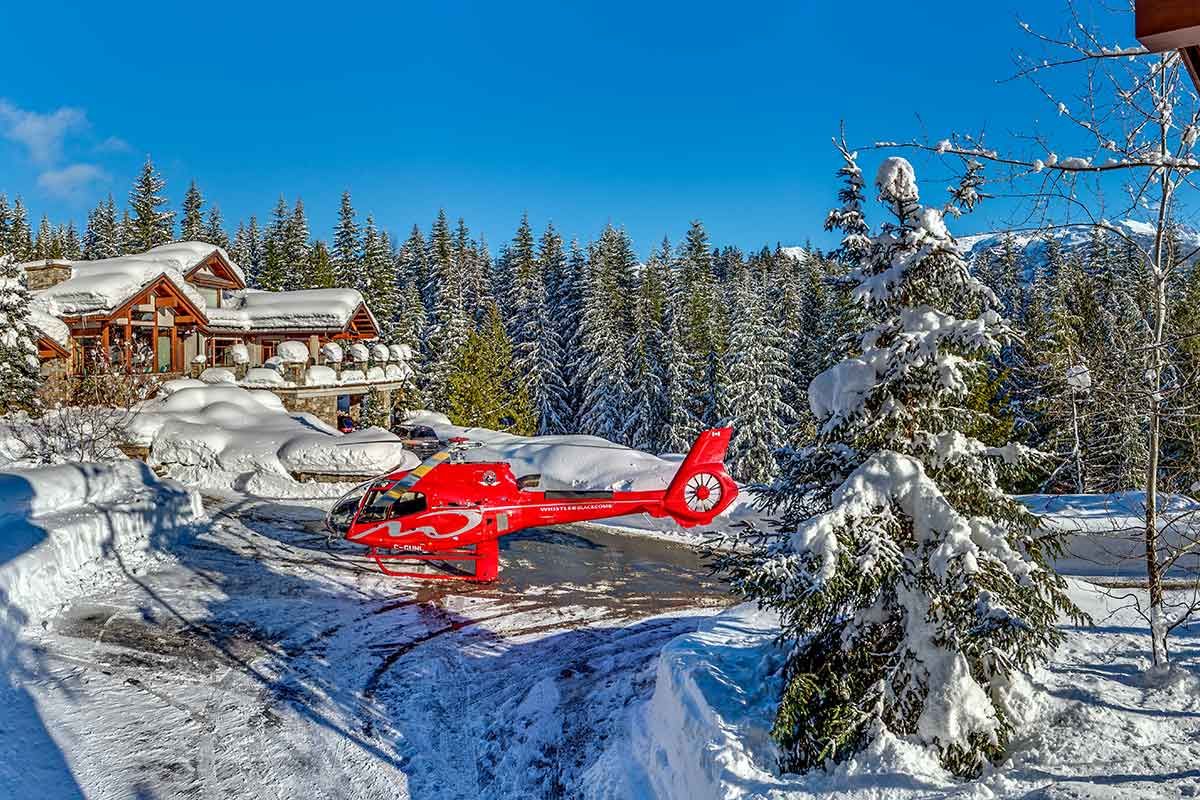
0, 460, 204, 640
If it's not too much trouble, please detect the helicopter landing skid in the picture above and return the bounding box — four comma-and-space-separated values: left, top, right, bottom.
367, 539, 500, 582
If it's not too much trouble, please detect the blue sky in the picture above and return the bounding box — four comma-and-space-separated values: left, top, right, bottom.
1, 0, 1129, 255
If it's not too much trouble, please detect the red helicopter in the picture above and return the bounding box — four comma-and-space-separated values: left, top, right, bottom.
326, 427, 738, 582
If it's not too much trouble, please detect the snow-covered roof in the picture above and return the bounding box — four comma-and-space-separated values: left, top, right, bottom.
207, 288, 376, 333
21, 241, 241, 318
28, 306, 71, 347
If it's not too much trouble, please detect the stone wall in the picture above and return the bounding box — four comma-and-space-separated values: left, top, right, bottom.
277, 391, 339, 427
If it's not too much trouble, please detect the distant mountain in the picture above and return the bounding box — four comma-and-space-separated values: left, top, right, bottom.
956, 219, 1200, 282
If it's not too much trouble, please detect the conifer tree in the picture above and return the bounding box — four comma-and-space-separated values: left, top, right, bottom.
203, 205, 230, 249
423, 210, 471, 408
332, 191, 361, 290
362, 216, 397, 337
676, 220, 723, 434
0, 255, 44, 413
7, 198, 32, 261
577, 225, 636, 441
180, 180, 205, 241
399, 225, 431, 311
127, 156, 174, 251
34, 216, 57, 259
716, 153, 1078, 777
258, 196, 290, 292
627, 242, 671, 450
283, 199, 311, 290
117, 209, 136, 254
536, 223, 576, 434
61, 222, 82, 260
83, 195, 120, 259
0, 195, 10, 258
721, 265, 795, 482
444, 304, 536, 434
508, 214, 567, 434
306, 240, 336, 289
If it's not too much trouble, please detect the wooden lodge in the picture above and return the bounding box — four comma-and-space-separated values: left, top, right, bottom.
21, 241, 381, 377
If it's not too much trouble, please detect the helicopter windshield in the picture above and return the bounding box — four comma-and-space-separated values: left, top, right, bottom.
358, 488, 427, 523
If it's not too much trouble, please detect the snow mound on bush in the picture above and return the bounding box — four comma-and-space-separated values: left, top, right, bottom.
130, 384, 416, 490
277, 340, 310, 364
320, 341, 343, 363
370, 343, 390, 361
348, 342, 369, 362
242, 367, 287, 387
305, 365, 338, 386
199, 367, 237, 384
229, 343, 250, 365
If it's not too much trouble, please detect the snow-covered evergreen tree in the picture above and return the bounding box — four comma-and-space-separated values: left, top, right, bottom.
332, 191, 361, 290
127, 156, 174, 251
0, 196, 10, 258
34, 216, 57, 259
537, 223, 576, 434
362, 216, 396, 338
399, 225, 431, 312
676, 220, 723, 434
716, 154, 1079, 777
626, 242, 671, 451
577, 225, 636, 441
507, 214, 568, 434
721, 264, 795, 482
81, 195, 115, 260
7, 198, 32, 261
423, 210, 471, 409
283, 199, 311, 290
258, 196, 290, 292
0, 254, 44, 413
180, 180, 205, 241
306, 240, 335, 289
61, 222, 81, 260
203, 205, 229, 249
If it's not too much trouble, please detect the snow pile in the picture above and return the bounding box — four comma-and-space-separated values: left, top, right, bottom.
26, 305, 70, 348
366, 365, 386, 381
157, 377, 206, 396
24, 242, 233, 316
340, 368, 367, 384
348, 342, 369, 362
320, 341, 343, 363
370, 343, 390, 361
276, 340, 311, 364
389, 343, 413, 361
199, 367, 237, 384
207, 287, 370, 332
385, 363, 412, 380
229, 342, 250, 365
0, 460, 203, 636
130, 384, 416, 492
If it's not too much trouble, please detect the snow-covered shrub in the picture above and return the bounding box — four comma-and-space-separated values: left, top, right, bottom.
228, 343, 250, 366
366, 365, 386, 381
263, 356, 284, 373
714, 149, 1080, 778
277, 340, 310, 364
370, 343, 390, 362
320, 341, 343, 364
199, 367, 237, 385
348, 342, 369, 363
389, 343, 411, 362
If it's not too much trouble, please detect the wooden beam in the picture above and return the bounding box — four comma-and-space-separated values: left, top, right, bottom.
1137, 0, 1200, 51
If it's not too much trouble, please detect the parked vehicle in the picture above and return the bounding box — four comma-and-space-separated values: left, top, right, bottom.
391, 423, 442, 459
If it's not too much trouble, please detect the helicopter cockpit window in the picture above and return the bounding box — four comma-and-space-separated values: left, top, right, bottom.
358, 489, 428, 523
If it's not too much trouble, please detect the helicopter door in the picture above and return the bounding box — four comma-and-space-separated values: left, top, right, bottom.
358, 489, 428, 523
